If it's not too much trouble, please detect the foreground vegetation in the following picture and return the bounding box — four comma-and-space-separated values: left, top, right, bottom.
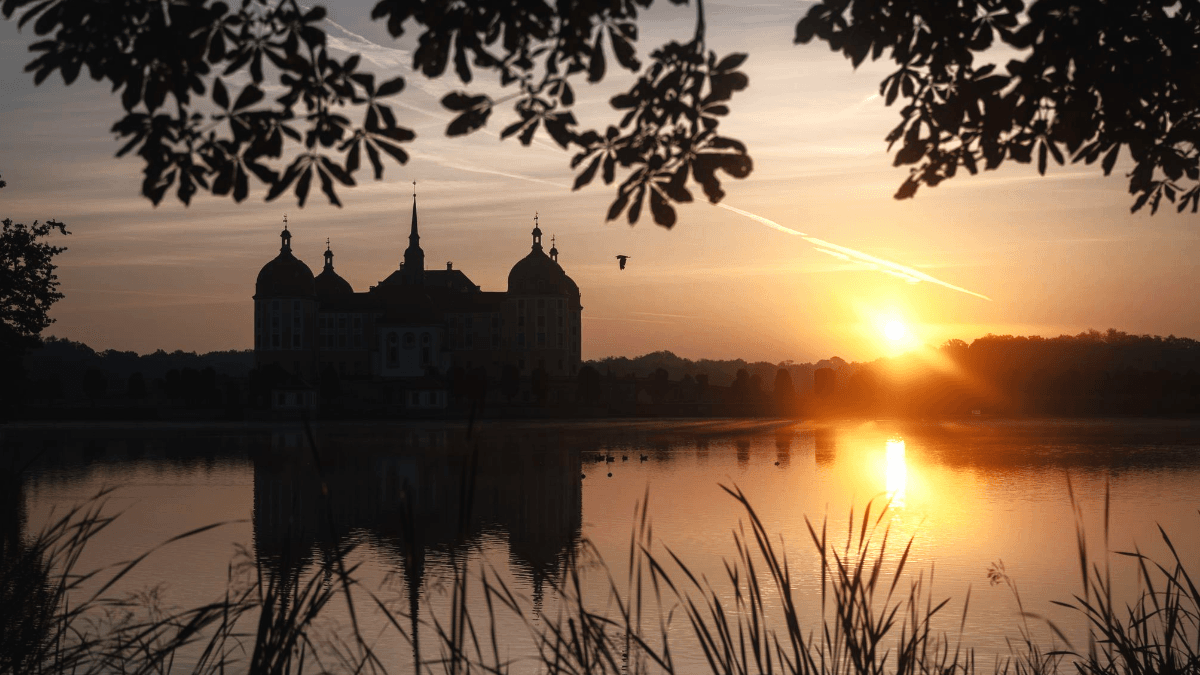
3, 465, 1198, 674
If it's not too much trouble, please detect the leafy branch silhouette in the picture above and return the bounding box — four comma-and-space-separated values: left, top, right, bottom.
4, 0, 752, 227
796, 0, 1200, 214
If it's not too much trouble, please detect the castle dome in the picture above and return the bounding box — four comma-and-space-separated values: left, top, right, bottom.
507, 223, 579, 297
315, 243, 354, 300
315, 267, 353, 299
255, 227, 316, 298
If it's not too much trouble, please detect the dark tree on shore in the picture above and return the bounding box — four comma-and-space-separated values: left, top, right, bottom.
773, 368, 795, 411
576, 365, 601, 405
127, 371, 148, 400
0, 215, 68, 358
82, 368, 106, 403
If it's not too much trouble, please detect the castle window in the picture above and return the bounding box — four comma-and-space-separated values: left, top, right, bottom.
518, 299, 525, 312
338, 334, 347, 348
339, 317, 347, 329
537, 316, 545, 327
537, 298, 544, 309
271, 300, 280, 311
491, 334, 499, 347
558, 334, 564, 347
517, 333, 525, 347
272, 334, 281, 348
491, 316, 499, 329
421, 347, 430, 365
292, 332, 301, 348
518, 316, 525, 327
466, 333, 473, 347
403, 332, 416, 348
537, 332, 545, 346
387, 332, 399, 366
421, 332, 431, 346
292, 300, 301, 314
354, 334, 363, 347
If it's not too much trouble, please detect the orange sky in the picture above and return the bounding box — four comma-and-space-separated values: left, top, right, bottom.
2, 1, 1197, 363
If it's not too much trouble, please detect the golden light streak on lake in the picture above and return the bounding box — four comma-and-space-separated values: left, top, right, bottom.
885, 437, 908, 508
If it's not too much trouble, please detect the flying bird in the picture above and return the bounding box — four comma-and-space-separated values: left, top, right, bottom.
616, 255, 630, 270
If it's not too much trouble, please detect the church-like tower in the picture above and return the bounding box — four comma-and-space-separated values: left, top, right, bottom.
402, 191, 424, 285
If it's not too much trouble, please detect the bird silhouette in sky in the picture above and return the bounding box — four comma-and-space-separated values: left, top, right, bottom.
616, 255, 630, 270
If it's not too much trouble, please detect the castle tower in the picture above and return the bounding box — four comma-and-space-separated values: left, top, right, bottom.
402, 187, 424, 285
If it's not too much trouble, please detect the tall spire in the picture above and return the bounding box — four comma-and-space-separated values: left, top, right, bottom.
323, 237, 333, 270
403, 183, 425, 285
549, 234, 558, 262
409, 182, 419, 243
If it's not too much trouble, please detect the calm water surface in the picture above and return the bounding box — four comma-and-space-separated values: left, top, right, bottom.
6, 418, 1200, 672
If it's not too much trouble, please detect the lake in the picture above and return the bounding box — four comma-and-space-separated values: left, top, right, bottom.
6, 418, 1200, 673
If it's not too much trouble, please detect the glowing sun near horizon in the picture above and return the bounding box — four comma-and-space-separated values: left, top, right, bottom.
883, 320, 907, 342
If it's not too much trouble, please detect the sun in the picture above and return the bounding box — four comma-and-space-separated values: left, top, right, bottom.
883, 320, 907, 342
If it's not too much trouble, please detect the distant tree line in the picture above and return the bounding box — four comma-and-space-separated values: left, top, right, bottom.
587, 331, 1200, 418
832, 330, 1200, 418
16, 337, 254, 413
11, 329, 1200, 419
586, 350, 852, 392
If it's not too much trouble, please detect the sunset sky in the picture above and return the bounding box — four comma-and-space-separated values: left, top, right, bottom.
2, 0, 1197, 364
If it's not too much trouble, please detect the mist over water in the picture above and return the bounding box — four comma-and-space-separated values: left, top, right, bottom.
9, 419, 1200, 672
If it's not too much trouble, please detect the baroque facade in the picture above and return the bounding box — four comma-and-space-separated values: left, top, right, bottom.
252, 197, 582, 405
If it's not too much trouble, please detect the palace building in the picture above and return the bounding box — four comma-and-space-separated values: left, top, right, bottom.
252, 195, 582, 407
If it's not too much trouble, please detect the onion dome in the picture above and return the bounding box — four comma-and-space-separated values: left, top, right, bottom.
507, 218, 579, 297
255, 224, 316, 298
315, 240, 354, 300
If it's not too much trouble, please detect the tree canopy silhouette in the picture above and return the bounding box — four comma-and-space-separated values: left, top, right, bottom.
796, 0, 1200, 214
2, 0, 751, 227
1, 175, 69, 363
6, 0, 1195, 223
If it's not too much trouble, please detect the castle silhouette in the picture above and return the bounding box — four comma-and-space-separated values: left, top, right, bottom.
252, 195, 582, 410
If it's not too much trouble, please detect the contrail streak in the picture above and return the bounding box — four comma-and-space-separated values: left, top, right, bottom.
407, 150, 569, 189
717, 203, 992, 301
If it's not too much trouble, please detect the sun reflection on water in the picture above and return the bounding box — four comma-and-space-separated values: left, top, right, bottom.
885, 437, 907, 508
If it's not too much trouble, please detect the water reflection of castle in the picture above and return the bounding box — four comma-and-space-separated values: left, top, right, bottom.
252, 429, 583, 585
